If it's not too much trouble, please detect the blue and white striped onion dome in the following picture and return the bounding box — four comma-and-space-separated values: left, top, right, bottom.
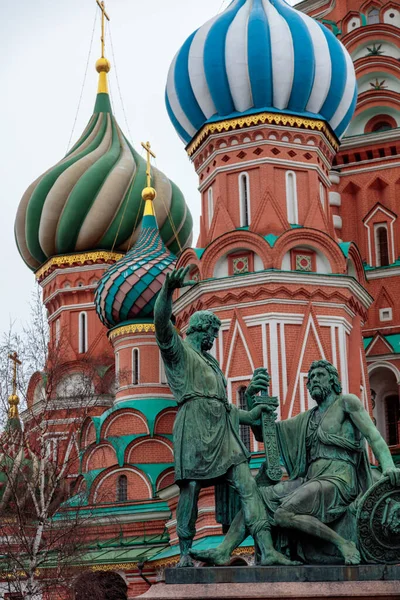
166, 0, 357, 143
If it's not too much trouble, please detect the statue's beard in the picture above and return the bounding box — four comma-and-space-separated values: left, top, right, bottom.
310, 383, 331, 404
201, 335, 215, 351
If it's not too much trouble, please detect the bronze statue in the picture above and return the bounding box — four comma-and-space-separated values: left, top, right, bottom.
191, 359, 400, 565
154, 267, 299, 567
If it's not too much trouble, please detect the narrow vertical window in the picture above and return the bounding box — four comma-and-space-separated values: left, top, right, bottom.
117, 474, 128, 502
239, 173, 250, 227
115, 352, 120, 388
55, 319, 61, 345
238, 386, 251, 451
286, 171, 298, 224
160, 352, 167, 384
132, 349, 139, 385
367, 8, 379, 24
385, 395, 399, 446
79, 312, 88, 353
319, 182, 326, 210
208, 187, 214, 227
376, 226, 389, 266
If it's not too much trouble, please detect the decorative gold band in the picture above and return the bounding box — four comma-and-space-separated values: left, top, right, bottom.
35, 251, 124, 280
186, 112, 338, 156
108, 323, 156, 340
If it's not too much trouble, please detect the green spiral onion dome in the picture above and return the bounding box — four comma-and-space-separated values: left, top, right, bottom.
15, 63, 193, 271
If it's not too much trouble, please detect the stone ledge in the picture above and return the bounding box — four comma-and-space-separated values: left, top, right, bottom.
139, 580, 400, 599
165, 565, 400, 585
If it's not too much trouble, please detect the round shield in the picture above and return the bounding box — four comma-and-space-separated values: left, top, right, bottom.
357, 475, 400, 564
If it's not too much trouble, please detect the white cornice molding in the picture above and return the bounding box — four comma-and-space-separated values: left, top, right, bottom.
366, 267, 400, 280
40, 263, 109, 287
198, 156, 331, 192
173, 272, 373, 313
342, 128, 400, 150
339, 160, 400, 176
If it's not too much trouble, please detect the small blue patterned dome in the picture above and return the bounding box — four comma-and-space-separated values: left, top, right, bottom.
166, 0, 357, 142
95, 199, 176, 328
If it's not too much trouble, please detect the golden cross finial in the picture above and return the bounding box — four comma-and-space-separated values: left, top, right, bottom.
9, 352, 21, 398
96, 0, 110, 58
8, 352, 21, 419
141, 141, 156, 189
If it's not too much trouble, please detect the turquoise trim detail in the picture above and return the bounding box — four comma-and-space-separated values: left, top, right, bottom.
264, 234, 279, 247
339, 242, 351, 258
363, 337, 373, 350
194, 248, 205, 258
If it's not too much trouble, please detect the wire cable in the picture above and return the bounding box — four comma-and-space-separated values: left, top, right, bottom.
66, 7, 98, 153
108, 21, 134, 145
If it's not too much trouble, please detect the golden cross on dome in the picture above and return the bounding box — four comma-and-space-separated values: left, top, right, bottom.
96, 0, 110, 58
141, 141, 156, 189
8, 352, 21, 398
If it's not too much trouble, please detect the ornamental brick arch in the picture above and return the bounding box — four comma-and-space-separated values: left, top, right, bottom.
125, 436, 174, 464
175, 248, 202, 279
365, 113, 398, 132
347, 243, 368, 286
26, 371, 45, 409
90, 466, 152, 504
272, 229, 347, 274
80, 417, 96, 450
101, 409, 149, 439
156, 467, 175, 492
154, 408, 177, 435
200, 230, 271, 279
82, 442, 117, 472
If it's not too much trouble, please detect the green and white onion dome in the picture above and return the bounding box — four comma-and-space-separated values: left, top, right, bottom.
15, 64, 193, 271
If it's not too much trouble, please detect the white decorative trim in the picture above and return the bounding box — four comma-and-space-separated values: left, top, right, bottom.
78, 311, 88, 354
333, 215, 343, 230
367, 360, 400, 384
285, 171, 299, 224
288, 312, 326, 418
198, 156, 331, 192
173, 272, 373, 313
379, 307, 393, 322
239, 172, 251, 227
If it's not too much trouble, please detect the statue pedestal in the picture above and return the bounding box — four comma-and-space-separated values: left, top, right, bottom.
138, 565, 400, 599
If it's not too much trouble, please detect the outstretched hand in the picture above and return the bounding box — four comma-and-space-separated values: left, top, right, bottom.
165, 267, 197, 292
383, 467, 400, 487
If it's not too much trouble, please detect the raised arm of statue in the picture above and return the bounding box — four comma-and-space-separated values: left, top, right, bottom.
343, 393, 400, 486
154, 266, 196, 345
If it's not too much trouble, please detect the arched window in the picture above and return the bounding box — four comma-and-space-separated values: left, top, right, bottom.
375, 225, 389, 266
208, 187, 214, 227
372, 121, 393, 133
367, 8, 380, 24
285, 171, 299, 224
115, 352, 120, 388
132, 349, 139, 385
55, 319, 61, 345
79, 312, 88, 354
117, 475, 128, 502
319, 182, 326, 210
238, 386, 251, 451
385, 395, 399, 446
160, 352, 167, 384
239, 173, 250, 227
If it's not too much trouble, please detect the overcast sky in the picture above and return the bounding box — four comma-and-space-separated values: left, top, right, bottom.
2, 0, 298, 336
